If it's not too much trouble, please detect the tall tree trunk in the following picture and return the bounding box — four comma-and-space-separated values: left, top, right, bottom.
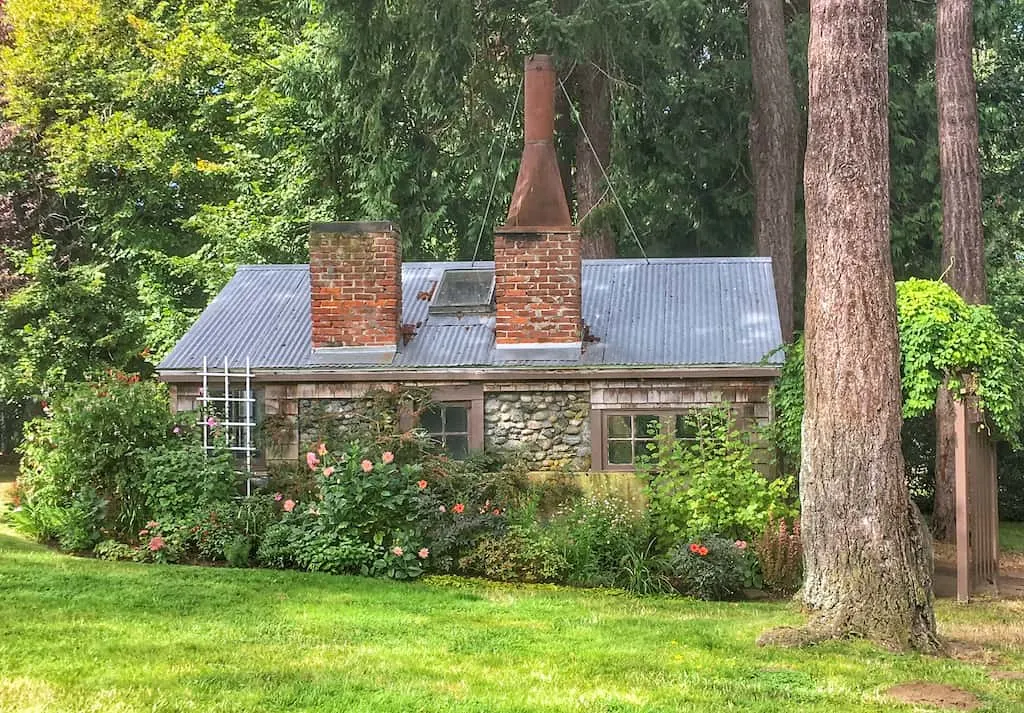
799, 0, 939, 651
932, 0, 988, 543
748, 0, 799, 342
573, 61, 616, 258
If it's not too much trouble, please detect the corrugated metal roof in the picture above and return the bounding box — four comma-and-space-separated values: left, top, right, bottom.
158, 258, 784, 371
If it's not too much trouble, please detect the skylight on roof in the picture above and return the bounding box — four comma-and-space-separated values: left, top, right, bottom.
429, 269, 495, 315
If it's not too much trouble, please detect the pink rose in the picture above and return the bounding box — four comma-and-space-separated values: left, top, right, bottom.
283, 499, 295, 513
306, 452, 319, 470
148, 536, 165, 552
361, 459, 373, 473
418, 548, 429, 559
391, 546, 404, 557
382, 451, 395, 464
323, 466, 335, 477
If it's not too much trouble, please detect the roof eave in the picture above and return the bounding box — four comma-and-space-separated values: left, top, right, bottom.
156, 363, 781, 383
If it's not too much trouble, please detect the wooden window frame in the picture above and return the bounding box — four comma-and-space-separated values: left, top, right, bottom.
592, 408, 732, 472
408, 385, 484, 458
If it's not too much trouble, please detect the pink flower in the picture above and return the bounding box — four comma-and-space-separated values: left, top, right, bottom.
306, 452, 320, 470
492, 508, 501, 516
734, 540, 748, 550
139, 529, 149, 537
418, 548, 429, 559
361, 459, 374, 473
452, 503, 465, 514
323, 466, 335, 477
417, 480, 428, 489
148, 536, 165, 552
283, 499, 295, 513
146, 521, 159, 529
273, 492, 283, 502
206, 416, 217, 427
317, 442, 328, 456
391, 546, 404, 557
382, 451, 395, 464
438, 505, 446, 513
172, 426, 181, 434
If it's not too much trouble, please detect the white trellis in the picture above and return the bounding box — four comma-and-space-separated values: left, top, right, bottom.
198, 357, 256, 482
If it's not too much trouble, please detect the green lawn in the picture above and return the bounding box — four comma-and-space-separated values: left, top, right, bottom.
1002, 521, 1024, 553
1, 527, 1022, 712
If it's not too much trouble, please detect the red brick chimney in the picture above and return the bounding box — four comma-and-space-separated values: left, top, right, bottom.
494, 55, 582, 354
309, 221, 402, 360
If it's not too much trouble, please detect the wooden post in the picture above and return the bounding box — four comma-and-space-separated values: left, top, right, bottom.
954, 398, 970, 603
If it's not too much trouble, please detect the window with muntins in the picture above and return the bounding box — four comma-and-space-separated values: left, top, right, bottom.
421, 403, 470, 459
605, 413, 661, 466
603, 409, 731, 470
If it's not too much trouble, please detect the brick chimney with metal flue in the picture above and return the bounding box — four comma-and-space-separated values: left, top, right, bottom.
309, 221, 402, 362
494, 54, 582, 356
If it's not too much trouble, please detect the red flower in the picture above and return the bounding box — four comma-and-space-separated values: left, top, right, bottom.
689, 543, 700, 554
417, 480, 428, 489
698, 546, 709, 557
452, 503, 465, 514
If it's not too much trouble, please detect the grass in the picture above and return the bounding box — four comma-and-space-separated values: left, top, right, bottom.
0, 526, 1023, 712
1002, 522, 1024, 553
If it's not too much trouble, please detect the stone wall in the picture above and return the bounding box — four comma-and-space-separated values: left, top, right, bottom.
484, 391, 590, 470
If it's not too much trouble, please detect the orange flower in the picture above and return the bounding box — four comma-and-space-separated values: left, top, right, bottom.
417, 480, 428, 489
689, 543, 700, 554
361, 459, 374, 473
698, 546, 709, 557
382, 451, 395, 464
317, 442, 328, 456
452, 503, 465, 514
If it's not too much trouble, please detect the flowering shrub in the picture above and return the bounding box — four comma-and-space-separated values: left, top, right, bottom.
667, 535, 748, 600
639, 407, 797, 542
756, 517, 803, 594
548, 496, 654, 588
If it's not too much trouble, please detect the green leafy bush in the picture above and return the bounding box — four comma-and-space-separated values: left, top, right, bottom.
667, 536, 747, 600
640, 408, 795, 542
138, 437, 238, 523
18, 372, 174, 535
459, 524, 569, 583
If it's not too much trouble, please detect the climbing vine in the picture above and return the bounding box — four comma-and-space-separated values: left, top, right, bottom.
771, 278, 1024, 463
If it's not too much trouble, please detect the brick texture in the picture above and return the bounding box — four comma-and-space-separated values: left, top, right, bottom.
494, 228, 581, 344
310, 225, 402, 349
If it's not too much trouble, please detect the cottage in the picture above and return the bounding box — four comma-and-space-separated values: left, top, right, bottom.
157, 56, 783, 479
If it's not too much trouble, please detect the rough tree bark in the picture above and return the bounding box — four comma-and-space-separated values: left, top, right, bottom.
573, 61, 616, 258
797, 0, 940, 651
932, 0, 988, 543
748, 0, 799, 341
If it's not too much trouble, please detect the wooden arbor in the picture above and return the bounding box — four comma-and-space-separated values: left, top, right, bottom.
953, 395, 1000, 602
